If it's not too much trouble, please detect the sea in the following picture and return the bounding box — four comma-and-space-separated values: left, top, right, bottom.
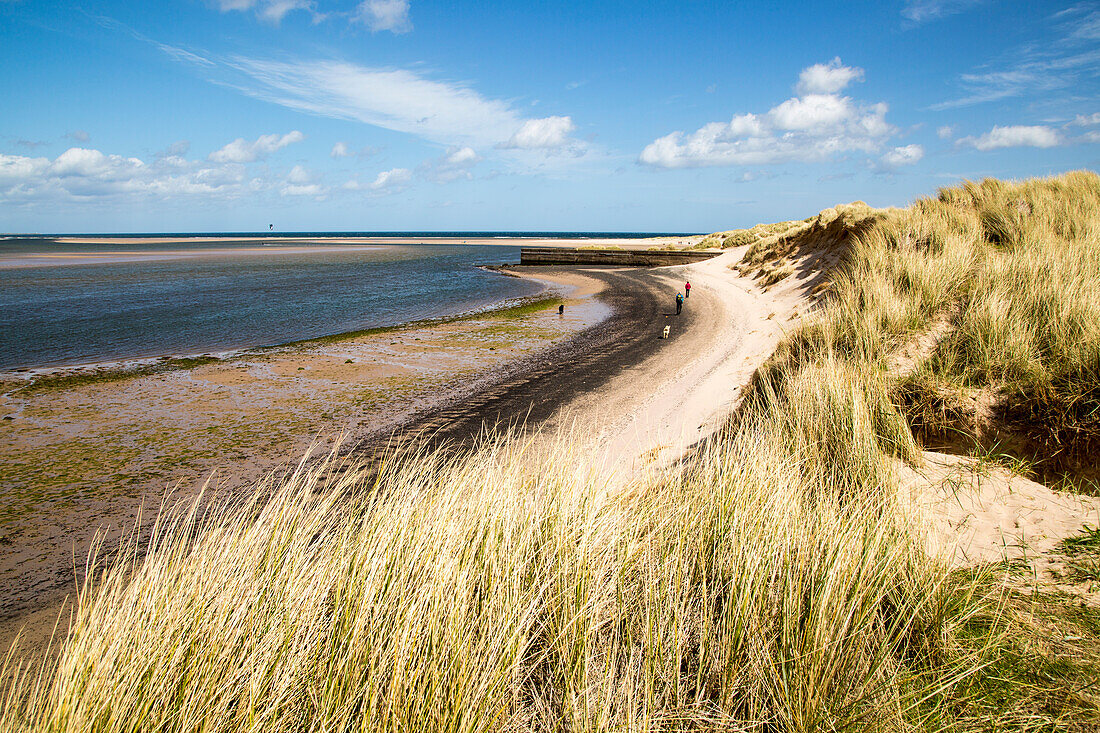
0, 233, 683, 373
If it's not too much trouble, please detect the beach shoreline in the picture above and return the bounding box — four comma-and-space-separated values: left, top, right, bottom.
0, 252, 800, 657
0, 265, 622, 650
0, 235, 710, 270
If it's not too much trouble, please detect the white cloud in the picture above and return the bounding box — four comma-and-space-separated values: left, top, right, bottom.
445, 146, 478, 165
423, 146, 482, 183
51, 148, 146, 179
795, 58, 864, 95
329, 141, 378, 159
355, 0, 411, 33
225, 59, 538, 149
67, 130, 91, 142
1073, 112, 1100, 126
370, 167, 412, 190
639, 62, 894, 168
937, 125, 955, 139
281, 183, 324, 196
215, 0, 314, 23
286, 164, 312, 184
500, 116, 577, 149
770, 94, 856, 130
0, 146, 262, 203
880, 144, 925, 168
959, 125, 1061, 150
902, 0, 983, 23
208, 130, 304, 163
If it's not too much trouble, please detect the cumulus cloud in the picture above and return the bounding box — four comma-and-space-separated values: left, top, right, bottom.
1073, 112, 1100, 126
880, 144, 924, 168
208, 131, 304, 163
959, 125, 1061, 150
639, 61, 893, 168
795, 58, 864, 95
0, 146, 259, 203
355, 0, 411, 33
286, 164, 312, 184
937, 125, 955, 139
500, 116, 577, 149
370, 167, 412, 190
444, 146, 479, 166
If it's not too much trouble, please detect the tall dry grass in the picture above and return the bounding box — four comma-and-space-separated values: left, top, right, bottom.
1, 407, 974, 731
11, 172, 1096, 730
756, 171, 1100, 465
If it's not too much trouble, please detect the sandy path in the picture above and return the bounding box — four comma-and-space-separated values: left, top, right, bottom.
550, 249, 799, 474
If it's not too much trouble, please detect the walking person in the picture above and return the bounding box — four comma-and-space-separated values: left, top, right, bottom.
685, 281, 691, 298
675, 292, 683, 315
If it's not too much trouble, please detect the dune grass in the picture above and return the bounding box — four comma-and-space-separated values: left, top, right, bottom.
756, 171, 1100, 473
4, 171, 1099, 730
2, 401, 984, 732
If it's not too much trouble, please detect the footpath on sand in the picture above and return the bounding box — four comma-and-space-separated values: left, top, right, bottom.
543, 249, 802, 474
552, 246, 1100, 604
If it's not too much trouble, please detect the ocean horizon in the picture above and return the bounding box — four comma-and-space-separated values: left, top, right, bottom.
0, 241, 556, 372
1, 231, 700, 240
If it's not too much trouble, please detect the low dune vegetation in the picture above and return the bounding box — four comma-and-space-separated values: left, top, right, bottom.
3, 172, 1099, 731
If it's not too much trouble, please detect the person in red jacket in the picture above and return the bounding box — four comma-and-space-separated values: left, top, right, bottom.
684, 281, 691, 298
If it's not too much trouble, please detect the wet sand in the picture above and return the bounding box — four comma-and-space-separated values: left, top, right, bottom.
0, 253, 798, 656
0, 265, 676, 653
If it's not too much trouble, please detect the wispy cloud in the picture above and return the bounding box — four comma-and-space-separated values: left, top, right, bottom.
215, 0, 315, 24
902, 0, 984, 24
639, 59, 893, 168
208, 131, 304, 163
369, 167, 412, 190
499, 116, 576, 150
930, 9, 1100, 110
220, 57, 581, 154
878, 144, 924, 170
959, 124, 1061, 150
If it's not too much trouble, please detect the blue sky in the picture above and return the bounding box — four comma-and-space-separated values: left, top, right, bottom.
1, 0, 1098, 233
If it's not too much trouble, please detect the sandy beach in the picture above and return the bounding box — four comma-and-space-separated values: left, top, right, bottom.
5, 229, 1099, 662
0, 246, 789, 653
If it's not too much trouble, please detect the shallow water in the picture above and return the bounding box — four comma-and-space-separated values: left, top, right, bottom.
0, 242, 542, 371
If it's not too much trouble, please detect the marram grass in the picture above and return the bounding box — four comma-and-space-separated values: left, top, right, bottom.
9, 171, 1099, 730
2, 412, 974, 732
